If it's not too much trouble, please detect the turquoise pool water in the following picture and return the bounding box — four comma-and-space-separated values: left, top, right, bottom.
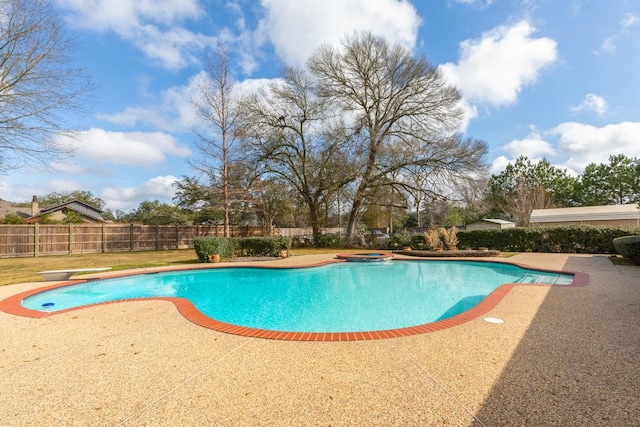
22, 261, 573, 333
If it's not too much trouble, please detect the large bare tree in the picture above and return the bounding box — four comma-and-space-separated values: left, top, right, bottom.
0, 0, 92, 171
308, 32, 487, 241
191, 44, 241, 237
240, 67, 356, 242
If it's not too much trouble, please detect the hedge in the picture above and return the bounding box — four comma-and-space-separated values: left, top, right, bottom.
238, 236, 291, 257
193, 237, 240, 262
613, 236, 640, 263
456, 226, 640, 254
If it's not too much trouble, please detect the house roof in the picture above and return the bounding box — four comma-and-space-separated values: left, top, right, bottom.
25, 200, 104, 223
530, 204, 640, 223
0, 200, 31, 219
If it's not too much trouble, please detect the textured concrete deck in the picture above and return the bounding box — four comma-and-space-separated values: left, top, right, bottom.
0, 253, 638, 426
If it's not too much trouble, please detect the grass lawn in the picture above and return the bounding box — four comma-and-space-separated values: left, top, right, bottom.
0, 248, 342, 287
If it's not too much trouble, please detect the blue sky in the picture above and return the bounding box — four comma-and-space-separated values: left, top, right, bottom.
2, 0, 639, 211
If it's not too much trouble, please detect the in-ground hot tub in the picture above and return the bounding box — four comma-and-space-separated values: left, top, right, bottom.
336, 253, 394, 262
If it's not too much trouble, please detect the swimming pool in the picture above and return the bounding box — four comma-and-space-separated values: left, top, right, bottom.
18, 260, 577, 338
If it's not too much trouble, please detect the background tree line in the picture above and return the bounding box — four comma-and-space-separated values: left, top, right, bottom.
2, 153, 638, 229
487, 154, 640, 226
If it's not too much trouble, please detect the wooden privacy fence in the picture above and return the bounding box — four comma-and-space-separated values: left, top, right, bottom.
0, 224, 263, 258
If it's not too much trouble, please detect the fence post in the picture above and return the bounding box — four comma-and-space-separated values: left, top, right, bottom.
69, 224, 73, 255
34, 223, 39, 257
102, 223, 107, 253
156, 225, 160, 250
176, 224, 179, 249
130, 224, 134, 252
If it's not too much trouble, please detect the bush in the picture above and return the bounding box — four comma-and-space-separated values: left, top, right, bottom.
315, 233, 343, 248
238, 237, 281, 257
1, 213, 24, 224
409, 233, 428, 250
278, 236, 292, 250
457, 226, 638, 254
386, 232, 411, 250
439, 227, 459, 250
613, 236, 640, 264
193, 237, 239, 262
425, 229, 442, 250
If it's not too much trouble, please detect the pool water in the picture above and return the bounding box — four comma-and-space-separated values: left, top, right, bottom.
22, 261, 573, 333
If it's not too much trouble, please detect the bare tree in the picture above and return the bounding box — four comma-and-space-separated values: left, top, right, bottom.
0, 0, 93, 172
191, 44, 241, 237
240, 67, 356, 242
308, 32, 487, 242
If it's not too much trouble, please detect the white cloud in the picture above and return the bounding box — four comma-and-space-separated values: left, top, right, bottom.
502, 135, 556, 159
489, 155, 512, 174
451, 0, 494, 5
490, 130, 556, 174
440, 20, 557, 107
490, 121, 640, 176
57, 0, 203, 29
53, 129, 191, 169
101, 175, 180, 211
622, 13, 640, 28
100, 74, 278, 132
457, 99, 478, 132
570, 93, 608, 116
134, 26, 215, 70
551, 121, 640, 172
595, 12, 639, 55
99, 73, 204, 132
257, 0, 421, 67
58, 0, 214, 70
0, 178, 85, 204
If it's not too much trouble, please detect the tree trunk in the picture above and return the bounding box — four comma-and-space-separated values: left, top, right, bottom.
223, 145, 230, 237
345, 196, 363, 244
309, 203, 322, 245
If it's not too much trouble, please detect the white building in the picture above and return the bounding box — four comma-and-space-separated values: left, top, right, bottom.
465, 219, 516, 231
530, 204, 640, 227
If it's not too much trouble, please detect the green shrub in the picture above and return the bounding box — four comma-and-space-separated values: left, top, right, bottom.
457, 226, 638, 254
278, 236, 292, 250
386, 232, 411, 250
1, 213, 24, 224
613, 236, 640, 264
239, 237, 281, 256
193, 237, 239, 262
408, 233, 428, 250
315, 233, 343, 248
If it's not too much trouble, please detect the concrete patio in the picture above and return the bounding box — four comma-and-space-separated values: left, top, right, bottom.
0, 253, 638, 426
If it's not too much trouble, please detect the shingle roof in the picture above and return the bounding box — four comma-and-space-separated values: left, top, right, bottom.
0, 200, 31, 219
25, 200, 104, 223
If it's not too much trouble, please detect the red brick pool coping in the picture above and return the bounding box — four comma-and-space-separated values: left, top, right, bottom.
0, 257, 588, 341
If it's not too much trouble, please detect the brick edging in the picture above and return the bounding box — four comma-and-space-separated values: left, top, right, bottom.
0, 258, 588, 340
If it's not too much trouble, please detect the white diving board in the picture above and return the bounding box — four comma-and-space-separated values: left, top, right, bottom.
38, 268, 112, 281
